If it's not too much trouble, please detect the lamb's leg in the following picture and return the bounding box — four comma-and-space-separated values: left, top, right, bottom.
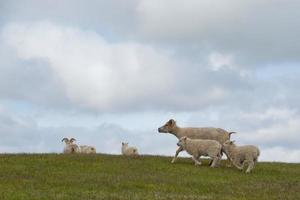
210, 157, 219, 168
215, 152, 223, 167
192, 156, 202, 166
246, 160, 255, 173
232, 159, 243, 170
224, 152, 232, 167
171, 146, 183, 163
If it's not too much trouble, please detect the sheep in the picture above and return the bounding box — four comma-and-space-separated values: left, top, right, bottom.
121, 142, 139, 156
222, 140, 260, 173
79, 145, 96, 154
158, 119, 236, 164
177, 136, 222, 167
62, 138, 80, 154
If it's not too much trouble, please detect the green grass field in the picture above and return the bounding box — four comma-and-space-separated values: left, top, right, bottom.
0, 154, 299, 200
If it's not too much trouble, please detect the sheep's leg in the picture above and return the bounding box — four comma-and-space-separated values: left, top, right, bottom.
232, 159, 243, 170
246, 160, 255, 173
171, 146, 183, 163
215, 152, 223, 166
224, 152, 232, 167
210, 157, 219, 168
192, 156, 202, 166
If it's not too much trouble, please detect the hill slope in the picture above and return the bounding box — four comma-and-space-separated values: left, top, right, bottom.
0, 154, 299, 200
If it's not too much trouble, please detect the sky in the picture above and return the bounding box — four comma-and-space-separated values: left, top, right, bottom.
0, 0, 300, 162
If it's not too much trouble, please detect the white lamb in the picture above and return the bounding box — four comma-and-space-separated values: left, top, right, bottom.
62, 138, 80, 154
79, 145, 96, 154
121, 142, 139, 156
177, 136, 222, 167
222, 140, 260, 173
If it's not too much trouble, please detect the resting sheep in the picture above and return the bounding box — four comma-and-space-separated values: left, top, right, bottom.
79, 145, 96, 154
62, 138, 80, 154
177, 136, 222, 167
158, 119, 235, 163
121, 142, 139, 156
222, 140, 260, 173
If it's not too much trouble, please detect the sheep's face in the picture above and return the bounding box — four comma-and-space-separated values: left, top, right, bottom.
177, 136, 187, 148
122, 142, 128, 147
158, 119, 176, 133
70, 138, 76, 144
223, 140, 235, 150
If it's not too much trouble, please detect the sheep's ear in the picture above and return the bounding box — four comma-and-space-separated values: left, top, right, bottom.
183, 136, 187, 141
168, 119, 175, 126
230, 141, 235, 145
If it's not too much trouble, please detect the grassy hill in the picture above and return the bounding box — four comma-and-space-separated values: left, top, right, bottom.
0, 154, 299, 200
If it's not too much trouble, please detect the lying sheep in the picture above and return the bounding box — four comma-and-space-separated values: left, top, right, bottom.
177, 136, 222, 167
121, 142, 139, 156
222, 140, 260, 173
79, 145, 96, 154
158, 119, 235, 163
62, 138, 80, 154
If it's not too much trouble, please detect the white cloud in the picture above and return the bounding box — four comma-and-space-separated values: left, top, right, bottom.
2, 22, 176, 111
137, 0, 300, 65
208, 52, 234, 71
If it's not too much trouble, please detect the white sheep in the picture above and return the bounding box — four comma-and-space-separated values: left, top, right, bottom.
177, 136, 222, 167
222, 140, 260, 173
62, 138, 80, 154
79, 145, 96, 154
158, 119, 235, 163
121, 142, 139, 156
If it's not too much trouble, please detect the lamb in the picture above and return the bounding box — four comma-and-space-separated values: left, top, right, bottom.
177, 136, 222, 167
222, 140, 260, 173
121, 142, 139, 156
79, 145, 96, 154
158, 119, 235, 163
62, 138, 80, 154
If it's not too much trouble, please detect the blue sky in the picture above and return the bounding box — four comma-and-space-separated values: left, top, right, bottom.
0, 0, 300, 162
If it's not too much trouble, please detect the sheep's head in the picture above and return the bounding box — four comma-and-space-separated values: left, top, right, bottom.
70, 138, 76, 144
223, 140, 235, 150
158, 119, 177, 133
62, 138, 70, 144
122, 142, 128, 147
177, 136, 188, 148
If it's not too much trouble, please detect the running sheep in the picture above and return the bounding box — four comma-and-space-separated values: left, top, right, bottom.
177, 136, 222, 167
158, 119, 235, 163
121, 142, 139, 156
222, 140, 260, 173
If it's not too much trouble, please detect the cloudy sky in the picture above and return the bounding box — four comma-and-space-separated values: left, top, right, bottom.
0, 0, 300, 162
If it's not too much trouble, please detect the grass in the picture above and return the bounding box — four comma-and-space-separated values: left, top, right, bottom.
0, 154, 299, 200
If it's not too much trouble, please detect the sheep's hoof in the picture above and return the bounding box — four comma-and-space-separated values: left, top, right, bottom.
195, 163, 202, 166
171, 160, 176, 164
